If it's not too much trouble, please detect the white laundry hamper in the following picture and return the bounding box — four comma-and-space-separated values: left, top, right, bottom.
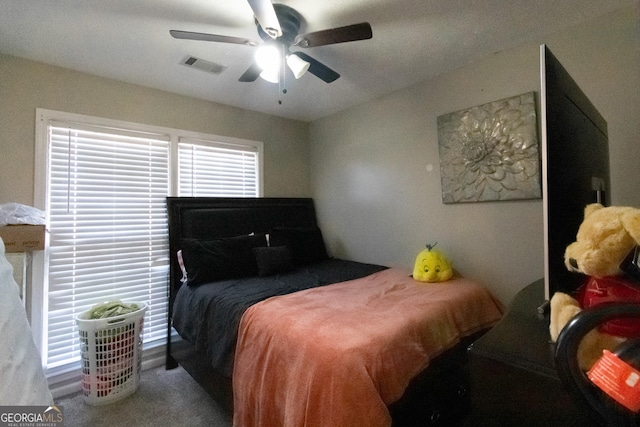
76, 302, 146, 405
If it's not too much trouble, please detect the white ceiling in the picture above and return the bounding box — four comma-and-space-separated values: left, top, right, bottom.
0, 0, 633, 122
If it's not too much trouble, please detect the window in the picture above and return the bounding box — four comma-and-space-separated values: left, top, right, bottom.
33, 109, 262, 388
178, 138, 259, 197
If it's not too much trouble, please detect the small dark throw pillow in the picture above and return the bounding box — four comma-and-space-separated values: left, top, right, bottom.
179, 233, 267, 285
269, 227, 329, 266
253, 246, 294, 277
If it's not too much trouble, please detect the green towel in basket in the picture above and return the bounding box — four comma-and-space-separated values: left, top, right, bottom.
87, 301, 140, 319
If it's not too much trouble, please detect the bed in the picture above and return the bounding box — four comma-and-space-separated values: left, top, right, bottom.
166, 197, 503, 426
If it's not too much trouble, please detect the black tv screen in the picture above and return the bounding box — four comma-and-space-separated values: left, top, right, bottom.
540, 44, 610, 301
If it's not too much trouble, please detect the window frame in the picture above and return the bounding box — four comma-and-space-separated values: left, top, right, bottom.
33, 108, 263, 392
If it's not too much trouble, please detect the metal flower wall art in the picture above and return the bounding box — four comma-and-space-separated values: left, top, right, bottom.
437, 92, 541, 203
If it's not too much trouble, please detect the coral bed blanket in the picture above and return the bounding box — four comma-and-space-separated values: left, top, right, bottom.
232, 268, 503, 427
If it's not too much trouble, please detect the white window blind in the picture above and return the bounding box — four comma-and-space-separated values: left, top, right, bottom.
36, 110, 263, 386
45, 123, 170, 370
179, 138, 259, 197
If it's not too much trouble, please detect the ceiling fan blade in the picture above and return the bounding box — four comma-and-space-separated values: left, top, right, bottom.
170, 30, 257, 46
291, 52, 340, 83
246, 0, 282, 39
239, 63, 262, 82
294, 22, 372, 48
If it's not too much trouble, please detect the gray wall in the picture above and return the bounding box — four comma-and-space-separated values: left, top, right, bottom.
310, 7, 640, 305
0, 54, 311, 204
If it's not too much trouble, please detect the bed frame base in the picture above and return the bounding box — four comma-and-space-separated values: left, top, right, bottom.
170, 338, 233, 416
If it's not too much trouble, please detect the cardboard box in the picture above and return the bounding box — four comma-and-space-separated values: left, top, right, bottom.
0, 224, 46, 252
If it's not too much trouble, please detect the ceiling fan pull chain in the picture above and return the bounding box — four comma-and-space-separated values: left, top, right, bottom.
278, 44, 287, 105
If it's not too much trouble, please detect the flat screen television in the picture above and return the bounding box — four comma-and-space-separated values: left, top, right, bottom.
540, 44, 610, 303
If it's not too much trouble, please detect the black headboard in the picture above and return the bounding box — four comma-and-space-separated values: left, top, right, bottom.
165, 197, 320, 371
166, 197, 318, 305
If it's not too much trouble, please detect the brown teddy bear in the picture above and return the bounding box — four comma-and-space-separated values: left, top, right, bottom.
564, 204, 640, 278
549, 203, 640, 371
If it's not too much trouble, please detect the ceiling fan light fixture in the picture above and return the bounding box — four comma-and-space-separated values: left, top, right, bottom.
259, 68, 280, 84
286, 54, 310, 79
255, 45, 280, 72
255, 44, 281, 83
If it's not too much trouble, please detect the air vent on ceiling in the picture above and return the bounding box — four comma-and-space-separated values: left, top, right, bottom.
181, 55, 227, 75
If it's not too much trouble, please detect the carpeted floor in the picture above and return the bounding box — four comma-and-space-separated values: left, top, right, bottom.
55, 365, 232, 427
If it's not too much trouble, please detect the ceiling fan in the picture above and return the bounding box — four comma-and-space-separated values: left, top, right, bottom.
170, 0, 372, 84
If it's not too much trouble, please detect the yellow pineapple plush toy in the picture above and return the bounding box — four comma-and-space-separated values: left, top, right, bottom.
413, 243, 453, 283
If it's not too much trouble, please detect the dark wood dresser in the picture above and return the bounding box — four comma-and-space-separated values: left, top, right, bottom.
466, 279, 599, 426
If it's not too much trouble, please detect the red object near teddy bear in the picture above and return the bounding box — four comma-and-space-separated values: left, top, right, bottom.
579, 275, 640, 337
